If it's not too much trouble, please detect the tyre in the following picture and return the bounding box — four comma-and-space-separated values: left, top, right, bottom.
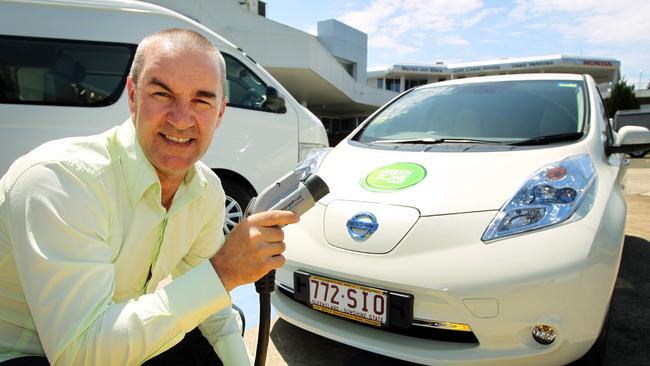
630, 150, 647, 158
220, 178, 254, 236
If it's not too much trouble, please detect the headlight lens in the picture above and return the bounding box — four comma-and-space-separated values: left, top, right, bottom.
294, 147, 331, 181
482, 154, 596, 242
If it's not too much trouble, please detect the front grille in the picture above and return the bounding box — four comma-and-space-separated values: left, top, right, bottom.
277, 283, 479, 344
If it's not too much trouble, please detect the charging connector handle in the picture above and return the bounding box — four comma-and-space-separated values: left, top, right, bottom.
250, 173, 329, 366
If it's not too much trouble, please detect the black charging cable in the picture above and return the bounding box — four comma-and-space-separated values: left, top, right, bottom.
253, 270, 275, 366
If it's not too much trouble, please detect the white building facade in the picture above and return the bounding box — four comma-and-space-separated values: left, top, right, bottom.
368, 55, 621, 95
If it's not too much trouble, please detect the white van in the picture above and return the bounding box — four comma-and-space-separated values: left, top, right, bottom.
0, 0, 328, 234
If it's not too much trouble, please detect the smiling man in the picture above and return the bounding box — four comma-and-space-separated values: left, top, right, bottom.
0, 29, 296, 366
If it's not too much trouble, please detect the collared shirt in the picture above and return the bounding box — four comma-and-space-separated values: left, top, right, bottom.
0, 120, 251, 365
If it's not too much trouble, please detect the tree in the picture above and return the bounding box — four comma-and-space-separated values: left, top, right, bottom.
604, 79, 640, 118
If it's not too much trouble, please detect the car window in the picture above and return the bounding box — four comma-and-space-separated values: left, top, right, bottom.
223, 53, 283, 113
355, 80, 587, 144
0, 35, 135, 107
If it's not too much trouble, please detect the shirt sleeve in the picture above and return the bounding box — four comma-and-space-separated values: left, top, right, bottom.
7, 163, 231, 365
172, 181, 253, 366
198, 307, 252, 366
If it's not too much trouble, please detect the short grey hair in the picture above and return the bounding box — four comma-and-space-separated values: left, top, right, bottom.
129, 28, 227, 97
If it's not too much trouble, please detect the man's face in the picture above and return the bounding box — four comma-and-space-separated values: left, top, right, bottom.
127, 44, 226, 182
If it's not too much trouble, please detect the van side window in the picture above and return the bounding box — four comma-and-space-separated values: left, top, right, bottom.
223, 53, 285, 113
0, 36, 135, 107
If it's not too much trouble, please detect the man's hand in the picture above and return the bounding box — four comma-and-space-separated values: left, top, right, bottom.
210, 210, 299, 291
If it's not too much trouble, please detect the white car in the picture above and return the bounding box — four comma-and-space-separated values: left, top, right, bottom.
273, 74, 650, 366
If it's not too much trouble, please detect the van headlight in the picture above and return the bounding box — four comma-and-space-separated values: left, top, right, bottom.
299, 142, 329, 162
482, 154, 596, 242
294, 147, 331, 181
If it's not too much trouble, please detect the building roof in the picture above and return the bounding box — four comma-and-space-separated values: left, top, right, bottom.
369, 54, 620, 85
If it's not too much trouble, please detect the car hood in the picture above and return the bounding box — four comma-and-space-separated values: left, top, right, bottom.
316, 141, 589, 216
311, 141, 593, 254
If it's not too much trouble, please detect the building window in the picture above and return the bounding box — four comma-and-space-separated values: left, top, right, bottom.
405, 79, 428, 90
343, 63, 355, 78
386, 78, 401, 92
0, 35, 135, 107
377, 78, 384, 89
258, 1, 266, 16
321, 116, 365, 145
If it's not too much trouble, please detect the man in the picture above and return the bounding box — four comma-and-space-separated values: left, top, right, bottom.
0, 28, 297, 365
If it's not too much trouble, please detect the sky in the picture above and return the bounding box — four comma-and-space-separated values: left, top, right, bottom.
263, 0, 649, 88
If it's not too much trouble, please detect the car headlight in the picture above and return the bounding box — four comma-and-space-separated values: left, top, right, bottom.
294, 147, 331, 181
482, 154, 596, 242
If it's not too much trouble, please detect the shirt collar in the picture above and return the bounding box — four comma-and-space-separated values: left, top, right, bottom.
114, 119, 208, 207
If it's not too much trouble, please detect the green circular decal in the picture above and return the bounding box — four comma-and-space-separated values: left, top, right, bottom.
362, 162, 426, 191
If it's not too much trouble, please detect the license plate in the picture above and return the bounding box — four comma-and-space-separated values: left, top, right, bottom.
308, 274, 388, 327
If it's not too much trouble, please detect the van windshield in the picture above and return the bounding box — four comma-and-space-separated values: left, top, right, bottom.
355, 80, 587, 145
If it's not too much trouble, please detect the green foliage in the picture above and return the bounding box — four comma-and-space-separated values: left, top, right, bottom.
604, 79, 640, 118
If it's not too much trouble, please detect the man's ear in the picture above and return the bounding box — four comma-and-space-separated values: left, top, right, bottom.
215, 97, 227, 129
127, 76, 136, 116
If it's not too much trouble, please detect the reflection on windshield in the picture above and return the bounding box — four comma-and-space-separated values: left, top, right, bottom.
356, 80, 586, 145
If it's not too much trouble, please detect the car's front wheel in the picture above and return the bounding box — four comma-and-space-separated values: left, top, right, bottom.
221, 178, 253, 236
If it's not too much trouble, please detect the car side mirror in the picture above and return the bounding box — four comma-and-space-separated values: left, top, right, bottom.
606, 125, 650, 155
263, 86, 286, 113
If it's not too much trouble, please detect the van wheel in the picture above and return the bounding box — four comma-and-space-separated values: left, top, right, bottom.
221, 178, 253, 236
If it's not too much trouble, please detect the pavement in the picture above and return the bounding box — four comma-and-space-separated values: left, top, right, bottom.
241, 157, 650, 366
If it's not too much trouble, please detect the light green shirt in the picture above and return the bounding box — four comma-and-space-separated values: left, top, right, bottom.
0, 120, 251, 365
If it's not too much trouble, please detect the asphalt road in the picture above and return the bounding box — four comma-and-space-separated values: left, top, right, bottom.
243, 157, 650, 366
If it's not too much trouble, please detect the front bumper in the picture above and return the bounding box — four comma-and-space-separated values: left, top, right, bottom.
273, 204, 623, 366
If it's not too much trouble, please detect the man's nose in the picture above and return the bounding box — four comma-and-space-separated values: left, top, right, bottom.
167, 99, 195, 130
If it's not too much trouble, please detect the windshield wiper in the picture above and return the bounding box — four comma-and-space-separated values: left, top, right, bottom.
509, 132, 583, 146
369, 137, 503, 145
369, 137, 443, 144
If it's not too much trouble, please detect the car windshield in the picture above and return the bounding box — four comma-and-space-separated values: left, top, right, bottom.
355, 80, 587, 145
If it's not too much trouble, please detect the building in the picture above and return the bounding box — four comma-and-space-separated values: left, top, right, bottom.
368, 55, 621, 95
636, 89, 650, 110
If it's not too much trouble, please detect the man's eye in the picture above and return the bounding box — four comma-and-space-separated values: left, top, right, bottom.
153, 92, 170, 98
194, 99, 213, 109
